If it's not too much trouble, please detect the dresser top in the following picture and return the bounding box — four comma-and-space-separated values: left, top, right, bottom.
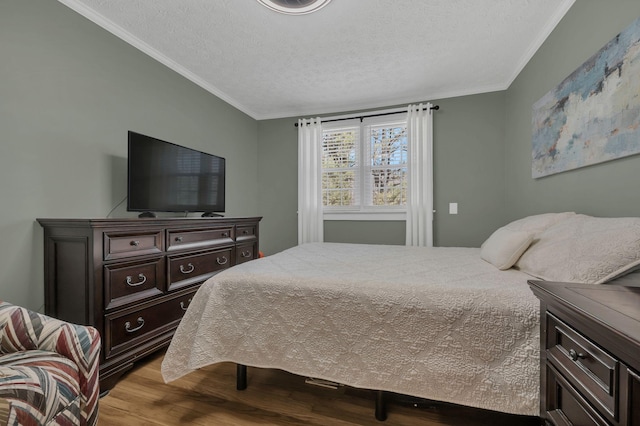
37, 216, 262, 229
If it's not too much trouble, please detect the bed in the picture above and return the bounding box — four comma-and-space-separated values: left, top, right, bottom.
161, 212, 640, 419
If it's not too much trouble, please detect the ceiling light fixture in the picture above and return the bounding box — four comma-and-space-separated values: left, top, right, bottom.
256, 0, 332, 15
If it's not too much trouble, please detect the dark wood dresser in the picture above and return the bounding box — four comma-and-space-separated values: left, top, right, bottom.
37, 217, 261, 391
529, 280, 640, 426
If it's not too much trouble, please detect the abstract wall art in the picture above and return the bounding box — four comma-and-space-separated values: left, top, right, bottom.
532, 16, 640, 178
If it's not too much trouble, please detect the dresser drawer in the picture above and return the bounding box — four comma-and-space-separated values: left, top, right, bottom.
103, 230, 163, 260
168, 248, 232, 291
547, 313, 619, 420
104, 257, 165, 310
167, 227, 234, 251
236, 225, 257, 242
104, 290, 196, 359
546, 363, 609, 426
628, 369, 640, 426
236, 242, 257, 265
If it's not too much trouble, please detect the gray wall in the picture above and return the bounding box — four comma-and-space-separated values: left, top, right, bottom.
504, 1, 640, 220
0, 0, 258, 310
256, 118, 298, 255
432, 92, 506, 247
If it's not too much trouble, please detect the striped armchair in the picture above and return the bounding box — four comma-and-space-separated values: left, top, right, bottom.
0, 301, 100, 426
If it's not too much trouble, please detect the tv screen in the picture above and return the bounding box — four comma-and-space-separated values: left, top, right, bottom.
127, 131, 225, 215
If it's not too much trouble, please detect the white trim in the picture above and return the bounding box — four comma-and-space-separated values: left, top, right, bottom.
56, 0, 260, 119
258, 84, 508, 120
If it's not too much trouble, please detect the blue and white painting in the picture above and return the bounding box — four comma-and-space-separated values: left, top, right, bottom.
532, 16, 640, 178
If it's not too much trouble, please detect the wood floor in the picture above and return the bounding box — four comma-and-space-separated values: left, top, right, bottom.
98, 350, 540, 425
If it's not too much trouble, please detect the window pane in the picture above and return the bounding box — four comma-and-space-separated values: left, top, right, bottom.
322, 126, 359, 207
322, 170, 355, 206
367, 124, 407, 206
322, 129, 358, 169
370, 126, 407, 167
370, 167, 407, 206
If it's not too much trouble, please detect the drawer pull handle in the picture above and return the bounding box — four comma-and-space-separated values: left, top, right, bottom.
180, 263, 195, 274
242, 230, 249, 235
569, 349, 586, 361
125, 317, 145, 333
241, 250, 252, 258
126, 273, 147, 287
217, 256, 228, 265
130, 240, 140, 247
221, 232, 229, 238
180, 298, 192, 311
175, 236, 183, 242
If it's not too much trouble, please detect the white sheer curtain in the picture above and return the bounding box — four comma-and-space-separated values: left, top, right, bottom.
406, 103, 434, 247
297, 117, 324, 244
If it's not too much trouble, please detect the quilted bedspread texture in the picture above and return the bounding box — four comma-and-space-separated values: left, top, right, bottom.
162, 243, 540, 416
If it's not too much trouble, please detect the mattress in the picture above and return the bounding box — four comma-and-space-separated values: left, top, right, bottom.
161, 242, 540, 415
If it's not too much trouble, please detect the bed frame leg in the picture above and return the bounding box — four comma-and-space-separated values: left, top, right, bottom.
236, 364, 247, 390
375, 390, 387, 421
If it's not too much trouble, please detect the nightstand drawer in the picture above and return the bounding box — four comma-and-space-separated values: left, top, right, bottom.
547, 313, 619, 419
104, 257, 165, 310
628, 369, 640, 425
546, 363, 609, 426
167, 227, 233, 251
167, 248, 232, 291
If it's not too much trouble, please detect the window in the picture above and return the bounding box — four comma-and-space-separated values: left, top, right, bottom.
298, 103, 433, 243
321, 115, 408, 218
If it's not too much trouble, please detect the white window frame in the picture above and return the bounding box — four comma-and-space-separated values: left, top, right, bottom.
321, 113, 408, 221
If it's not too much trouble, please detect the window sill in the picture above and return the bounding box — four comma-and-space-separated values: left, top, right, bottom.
323, 211, 406, 221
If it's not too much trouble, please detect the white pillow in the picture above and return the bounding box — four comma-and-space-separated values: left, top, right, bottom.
515, 214, 640, 284
502, 212, 576, 236
480, 227, 535, 270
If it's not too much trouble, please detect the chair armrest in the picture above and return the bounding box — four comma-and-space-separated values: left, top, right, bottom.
0, 301, 101, 425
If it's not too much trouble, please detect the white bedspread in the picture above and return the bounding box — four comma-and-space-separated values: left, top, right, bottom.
161, 243, 540, 415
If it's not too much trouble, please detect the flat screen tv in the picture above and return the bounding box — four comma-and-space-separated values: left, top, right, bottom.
127, 131, 225, 217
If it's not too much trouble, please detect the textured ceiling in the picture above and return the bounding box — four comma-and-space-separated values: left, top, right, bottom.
58, 0, 575, 119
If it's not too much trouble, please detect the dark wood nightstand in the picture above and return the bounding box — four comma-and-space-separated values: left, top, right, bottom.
529, 280, 640, 426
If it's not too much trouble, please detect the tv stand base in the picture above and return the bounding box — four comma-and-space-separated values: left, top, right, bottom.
201, 212, 224, 217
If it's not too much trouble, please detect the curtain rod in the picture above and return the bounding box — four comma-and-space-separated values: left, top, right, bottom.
294, 105, 440, 127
